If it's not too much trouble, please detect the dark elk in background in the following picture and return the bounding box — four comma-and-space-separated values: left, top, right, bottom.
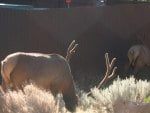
127, 45, 150, 73
127, 33, 150, 74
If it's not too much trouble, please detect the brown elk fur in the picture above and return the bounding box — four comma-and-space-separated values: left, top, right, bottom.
1, 52, 78, 112
127, 45, 150, 72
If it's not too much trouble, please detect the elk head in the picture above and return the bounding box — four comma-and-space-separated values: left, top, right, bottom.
127, 44, 150, 73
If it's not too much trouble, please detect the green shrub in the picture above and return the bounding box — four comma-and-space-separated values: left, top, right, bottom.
144, 96, 150, 103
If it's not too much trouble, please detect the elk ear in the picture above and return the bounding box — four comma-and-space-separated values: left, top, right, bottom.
130, 50, 134, 55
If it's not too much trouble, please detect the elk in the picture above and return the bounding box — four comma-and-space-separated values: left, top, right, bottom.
127, 44, 150, 73
127, 32, 150, 73
1, 40, 78, 112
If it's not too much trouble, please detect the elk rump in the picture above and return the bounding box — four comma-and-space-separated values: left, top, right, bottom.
1, 52, 78, 112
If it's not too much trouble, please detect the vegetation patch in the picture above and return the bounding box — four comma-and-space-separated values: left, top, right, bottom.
0, 76, 149, 113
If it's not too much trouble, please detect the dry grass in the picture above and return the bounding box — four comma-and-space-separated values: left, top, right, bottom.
0, 76, 149, 113
0, 84, 64, 113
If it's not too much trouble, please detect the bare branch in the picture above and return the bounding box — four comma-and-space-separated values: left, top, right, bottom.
66, 40, 78, 63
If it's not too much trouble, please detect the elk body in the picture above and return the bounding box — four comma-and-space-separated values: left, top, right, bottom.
127, 44, 150, 73
1, 41, 78, 112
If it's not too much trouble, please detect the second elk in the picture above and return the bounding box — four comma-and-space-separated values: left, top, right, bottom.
127, 44, 150, 73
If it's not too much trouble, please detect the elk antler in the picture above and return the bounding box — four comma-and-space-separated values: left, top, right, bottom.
97, 53, 117, 89
87, 53, 117, 96
66, 40, 78, 63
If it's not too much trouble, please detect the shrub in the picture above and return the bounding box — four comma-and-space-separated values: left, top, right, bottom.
0, 84, 63, 113
144, 96, 150, 103
0, 76, 149, 113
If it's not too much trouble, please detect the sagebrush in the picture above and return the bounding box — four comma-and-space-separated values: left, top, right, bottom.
0, 76, 149, 113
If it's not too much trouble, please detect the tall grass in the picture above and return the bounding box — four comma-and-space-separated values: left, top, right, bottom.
0, 76, 149, 113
